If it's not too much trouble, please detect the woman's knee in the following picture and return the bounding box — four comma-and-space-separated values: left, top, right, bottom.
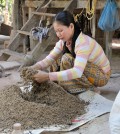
61, 53, 74, 63
60, 53, 74, 69
96, 79, 109, 87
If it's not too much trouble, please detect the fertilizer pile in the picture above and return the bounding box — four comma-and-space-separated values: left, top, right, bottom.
0, 67, 88, 131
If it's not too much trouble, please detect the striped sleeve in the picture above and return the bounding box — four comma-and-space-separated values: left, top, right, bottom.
49, 35, 90, 81
37, 40, 63, 69
91, 42, 111, 73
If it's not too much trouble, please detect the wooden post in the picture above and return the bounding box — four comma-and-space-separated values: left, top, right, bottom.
22, 5, 29, 53
29, 7, 35, 19
28, 7, 37, 50
92, 11, 96, 38
105, 32, 112, 64
22, 6, 28, 25
13, 0, 23, 30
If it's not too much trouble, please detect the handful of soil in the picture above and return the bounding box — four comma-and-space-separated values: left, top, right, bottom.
20, 67, 38, 83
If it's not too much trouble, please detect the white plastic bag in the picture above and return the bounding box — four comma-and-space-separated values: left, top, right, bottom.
31, 18, 49, 43
109, 91, 120, 134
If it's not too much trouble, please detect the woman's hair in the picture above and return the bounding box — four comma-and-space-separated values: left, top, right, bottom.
54, 11, 81, 58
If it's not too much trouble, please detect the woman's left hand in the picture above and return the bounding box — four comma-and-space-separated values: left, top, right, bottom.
33, 70, 49, 83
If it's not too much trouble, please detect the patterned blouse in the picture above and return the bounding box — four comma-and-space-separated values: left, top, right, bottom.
37, 32, 110, 81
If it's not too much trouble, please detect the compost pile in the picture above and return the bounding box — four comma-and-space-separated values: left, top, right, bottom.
0, 67, 88, 130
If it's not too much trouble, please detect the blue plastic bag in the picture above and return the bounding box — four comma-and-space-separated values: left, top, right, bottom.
98, 0, 120, 31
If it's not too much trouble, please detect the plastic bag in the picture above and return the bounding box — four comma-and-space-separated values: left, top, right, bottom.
31, 27, 49, 43
31, 19, 49, 43
98, 0, 120, 31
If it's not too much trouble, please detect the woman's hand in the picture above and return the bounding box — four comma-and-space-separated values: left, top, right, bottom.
33, 70, 49, 83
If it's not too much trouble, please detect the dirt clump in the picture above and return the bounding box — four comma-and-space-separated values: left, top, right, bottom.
20, 67, 38, 83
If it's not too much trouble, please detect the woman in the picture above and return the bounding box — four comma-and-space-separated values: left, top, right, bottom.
31, 11, 111, 94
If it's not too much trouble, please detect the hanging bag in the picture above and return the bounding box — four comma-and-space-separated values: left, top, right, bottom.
98, 0, 120, 31
31, 18, 49, 43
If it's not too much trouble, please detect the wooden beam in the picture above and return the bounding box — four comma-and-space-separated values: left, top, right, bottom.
64, 0, 77, 11
25, 0, 45, 8
32, 12, 56, 17
17, 30, 30, 36
25, 0, 71, 8
1, 49, 25, 59
25, 0, 120, 9
29, 7, 36, 19
77, 0, 120, 9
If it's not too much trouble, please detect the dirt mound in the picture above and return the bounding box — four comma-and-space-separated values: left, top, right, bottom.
0, 81, 88, 131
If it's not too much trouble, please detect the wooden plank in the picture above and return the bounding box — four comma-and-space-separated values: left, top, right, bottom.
17, 30, 30, 36
64, 0, 77, 11
42, 0, 53, 8
25, 0, 71, 8
77, 0, 120, 9
25, 0, 120, 9
25, 0, 43, 8
7, 33, 25, 51
29, 7, 36, 19
47, 0, 71, 9
0, 53, 10, 61
0, 49, 25, 61
3, 49, 25, 57
32, 12, 56, 17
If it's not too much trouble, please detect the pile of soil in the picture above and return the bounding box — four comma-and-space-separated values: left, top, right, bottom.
0, 67, 89, 131
0, 82, 88, 130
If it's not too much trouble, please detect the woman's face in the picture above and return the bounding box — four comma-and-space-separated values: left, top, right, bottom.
53, 21, 74, 42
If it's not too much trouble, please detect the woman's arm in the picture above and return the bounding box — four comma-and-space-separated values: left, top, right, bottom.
49, 41, 90, 81
33, 70, 49, 82
31, 63, 42, 70
33, 35, 91, 83
36, 40, 63, 70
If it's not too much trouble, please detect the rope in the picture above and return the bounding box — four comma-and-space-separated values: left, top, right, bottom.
74, 0, 97, 21
86, 0, 97, 20
74, 8, 85, 22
